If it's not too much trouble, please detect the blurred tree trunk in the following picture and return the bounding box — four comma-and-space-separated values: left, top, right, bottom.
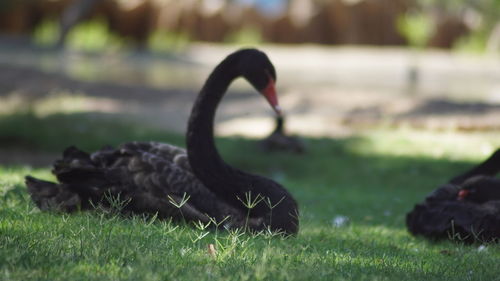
57, 0, 101, 47
107, 0, 154, 48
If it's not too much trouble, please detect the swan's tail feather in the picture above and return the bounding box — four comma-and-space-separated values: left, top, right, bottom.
34, 146, 117, 211
53, 146, 102, 182
26, 146, 103, 212
25, 176, 82, 212
53, 146, 111, 195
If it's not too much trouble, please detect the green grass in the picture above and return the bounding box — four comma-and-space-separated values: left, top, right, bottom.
1, 112, 500, 280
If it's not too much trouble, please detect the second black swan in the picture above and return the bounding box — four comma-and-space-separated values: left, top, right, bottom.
406, 148, 500, 242
25, 49, 299, 235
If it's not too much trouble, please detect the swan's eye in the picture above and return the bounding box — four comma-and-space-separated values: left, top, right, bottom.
265, 69, 276, 82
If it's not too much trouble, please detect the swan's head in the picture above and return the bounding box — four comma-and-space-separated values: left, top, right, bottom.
457, 176, 500, 203
236, 49, 281, 116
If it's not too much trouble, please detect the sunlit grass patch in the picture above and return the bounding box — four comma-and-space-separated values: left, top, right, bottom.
349, 128, 500, 161
0, 92, 122, 117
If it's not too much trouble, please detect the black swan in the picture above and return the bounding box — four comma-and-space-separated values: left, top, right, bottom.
259, 116, 305, 153
25, 49, 299, 235
406, 148, 500, 242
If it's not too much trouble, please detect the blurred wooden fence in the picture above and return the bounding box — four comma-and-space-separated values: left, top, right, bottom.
0, 0, 468, 48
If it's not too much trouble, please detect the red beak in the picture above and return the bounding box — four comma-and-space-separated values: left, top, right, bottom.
261, 79, 281, 116
457, 190, 469, 200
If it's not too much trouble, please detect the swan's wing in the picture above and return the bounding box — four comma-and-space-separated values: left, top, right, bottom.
27, 143, 251, 228
77, 141, 209, 203
113, 142, 197, 195
48, 143, 240, 223
53, 142, 194, 196
89, 141, 192, 172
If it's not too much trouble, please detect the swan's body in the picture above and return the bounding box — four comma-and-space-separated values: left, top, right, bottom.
406, 149, 500, 242
26, 49, 299, 235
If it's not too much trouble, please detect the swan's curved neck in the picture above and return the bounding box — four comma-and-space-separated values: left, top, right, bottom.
186, 56, 240, 187
186, 53, 299, 234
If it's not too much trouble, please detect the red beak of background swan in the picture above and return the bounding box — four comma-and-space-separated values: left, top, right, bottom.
261, 79, 281, 116
457, 189, 469, 200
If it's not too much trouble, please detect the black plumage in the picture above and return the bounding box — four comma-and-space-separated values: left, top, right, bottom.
406, 149, 500, 242
26, 49, 299, 235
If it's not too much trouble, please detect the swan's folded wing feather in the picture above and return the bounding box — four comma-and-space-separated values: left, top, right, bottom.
49, 144, 217, 221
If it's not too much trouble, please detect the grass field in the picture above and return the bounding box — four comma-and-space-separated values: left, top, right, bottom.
1, 112, 500, 280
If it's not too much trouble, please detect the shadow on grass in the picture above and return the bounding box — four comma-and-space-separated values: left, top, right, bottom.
0, 111, 184, 152
0, 111, 479, 228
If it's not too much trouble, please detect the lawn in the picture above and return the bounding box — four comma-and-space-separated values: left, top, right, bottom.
1, 112, 500, 280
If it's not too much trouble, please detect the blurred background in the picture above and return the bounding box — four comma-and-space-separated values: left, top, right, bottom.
1, 0, 500, 165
